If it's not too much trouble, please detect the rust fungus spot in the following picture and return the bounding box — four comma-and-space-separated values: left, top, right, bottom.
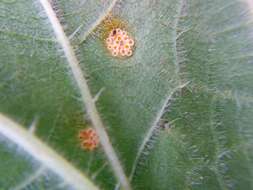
78, 128, 99, 151
106, 28, 135, 57
97, 15, 135, 58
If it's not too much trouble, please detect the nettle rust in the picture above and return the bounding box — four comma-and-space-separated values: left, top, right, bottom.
96, 14, 136, 58
78, 127, 100, 151
70, 112, 99, 151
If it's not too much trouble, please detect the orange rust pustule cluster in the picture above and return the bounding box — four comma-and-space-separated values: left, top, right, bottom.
106, 28, 134, 57
78, 128, 99, 151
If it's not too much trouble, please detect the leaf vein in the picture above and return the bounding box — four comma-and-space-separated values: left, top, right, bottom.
38, 1, 131, 189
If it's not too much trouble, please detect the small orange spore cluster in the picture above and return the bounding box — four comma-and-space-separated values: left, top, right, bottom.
78, 128, 99, 151
106, 28, 135, 57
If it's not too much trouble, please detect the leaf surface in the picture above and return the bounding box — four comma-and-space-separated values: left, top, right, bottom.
0, 0, 253, 189
132, 0, 253, 189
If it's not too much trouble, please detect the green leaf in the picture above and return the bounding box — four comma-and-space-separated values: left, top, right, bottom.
0, 0, 253, 189
132, 0, 253, 189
